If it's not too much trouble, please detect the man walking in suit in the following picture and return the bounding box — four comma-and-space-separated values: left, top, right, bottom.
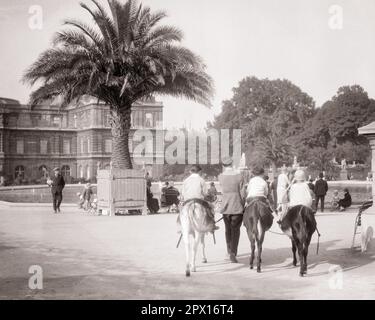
218, 156, 246, 263
314, 172, 328, 213
48, 167, 65, 213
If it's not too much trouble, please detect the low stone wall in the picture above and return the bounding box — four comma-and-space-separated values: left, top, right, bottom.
0, 184, 97, 203
0, 180, 371, 205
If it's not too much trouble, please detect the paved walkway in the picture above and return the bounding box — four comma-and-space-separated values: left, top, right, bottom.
0, 205, 374, 299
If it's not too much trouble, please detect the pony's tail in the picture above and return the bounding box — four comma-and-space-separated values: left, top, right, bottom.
252, 202, 261, 241
297, 206, 308, 249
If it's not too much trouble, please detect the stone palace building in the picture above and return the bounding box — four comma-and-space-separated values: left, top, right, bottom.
0, 96, 164, 184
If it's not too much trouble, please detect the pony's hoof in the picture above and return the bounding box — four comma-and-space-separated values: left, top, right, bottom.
202, 258, 207, 263
192, 267, 196, 272
293, 261, 297, 267
185, 270, 191, 277
257, 267, 261, 273
250, 265, 253, 270
299, 272, 304, 277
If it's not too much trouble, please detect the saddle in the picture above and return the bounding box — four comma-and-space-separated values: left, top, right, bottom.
244, 197, 274, 230
183, 198, 214, 217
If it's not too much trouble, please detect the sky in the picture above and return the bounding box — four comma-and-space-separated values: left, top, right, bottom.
0, 0, 375, 129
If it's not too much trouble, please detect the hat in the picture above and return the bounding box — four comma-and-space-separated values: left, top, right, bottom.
222, 156, 233, 166
190, 165, 202, 173
294, 169, 306, 182
53, 167, 60, 172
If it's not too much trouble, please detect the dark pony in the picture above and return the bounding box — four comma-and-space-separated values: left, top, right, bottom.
243, 199, 274, 272
280, 205, 317, 276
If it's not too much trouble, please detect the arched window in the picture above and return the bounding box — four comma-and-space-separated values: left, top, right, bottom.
15, 165, 25, 179
86, 165, 90, 179
61, 165, 70, 178
79, 165, 83, 178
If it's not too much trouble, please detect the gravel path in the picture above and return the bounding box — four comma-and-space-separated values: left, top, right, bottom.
0, 205, 374, 299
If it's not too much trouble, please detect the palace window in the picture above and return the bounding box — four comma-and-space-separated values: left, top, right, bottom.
16, 139, 24, 154
15, 165, 25, 178
105, 139, 112, 153
61, 165, 70, 178
53, 116, 60, 127
86, 165, 90, 179
40, 139, 48, 154
63, 139, 71, 154
145, 113, 153, 128
105, 112, 111, 127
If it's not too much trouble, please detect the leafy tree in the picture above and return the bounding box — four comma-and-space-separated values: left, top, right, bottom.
23, 0, 213, 169
306, 147, 334, 173
299, 86, 375, 147
295, 85, 375, 166
210, 76, 315, 171
328, 85, 375, 145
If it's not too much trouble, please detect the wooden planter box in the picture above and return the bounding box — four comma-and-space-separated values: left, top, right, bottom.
97, 169, 147, 216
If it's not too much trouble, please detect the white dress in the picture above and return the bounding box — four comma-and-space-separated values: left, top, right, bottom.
277, 173, 289, 204
289, 182, 313, 208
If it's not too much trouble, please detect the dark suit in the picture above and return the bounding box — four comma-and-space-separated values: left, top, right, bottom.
51, 174, 65, 212
218, 169, 246, 257
314, 178, 328, 212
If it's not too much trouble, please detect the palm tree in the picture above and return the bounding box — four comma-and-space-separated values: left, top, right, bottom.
23, 0, 213, 169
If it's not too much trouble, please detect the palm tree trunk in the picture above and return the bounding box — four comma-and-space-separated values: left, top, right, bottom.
110, 106, 133, 169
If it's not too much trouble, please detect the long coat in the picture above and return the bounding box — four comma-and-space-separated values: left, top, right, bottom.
51, 175, 65, 194
218, 169, 246, 215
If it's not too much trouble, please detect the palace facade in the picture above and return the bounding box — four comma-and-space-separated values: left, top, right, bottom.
0, 96, 164, 184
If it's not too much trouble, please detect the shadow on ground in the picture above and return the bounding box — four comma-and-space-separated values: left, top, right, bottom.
235, 239, 375, 277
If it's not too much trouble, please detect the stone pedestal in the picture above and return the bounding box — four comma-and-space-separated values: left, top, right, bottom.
358, 123, 375, 251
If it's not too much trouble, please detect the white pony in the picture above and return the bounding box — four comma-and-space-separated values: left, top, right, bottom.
180, 200, 212, 277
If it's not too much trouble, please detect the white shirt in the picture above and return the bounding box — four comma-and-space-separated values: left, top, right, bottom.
247, 176, 268, 198
289, 182, 313, 208
181, 173, 207, 200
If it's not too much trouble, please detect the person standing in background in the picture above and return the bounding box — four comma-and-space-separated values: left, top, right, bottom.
314, 172, 328, 213
47, 167, 65, 214
276, 167, 290, 220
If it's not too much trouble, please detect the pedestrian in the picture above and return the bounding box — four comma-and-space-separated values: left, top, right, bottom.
82, 183, 93, 210
307, 178, 315, 192
218, 156, 246, 263
165, 181, 180, 212
338, 188, 352, 211
314, 172, 328, 213
47, 167, 65, 213
269, 176, 278, 211
276, 167, 291, 220
145, 172, 152, 188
